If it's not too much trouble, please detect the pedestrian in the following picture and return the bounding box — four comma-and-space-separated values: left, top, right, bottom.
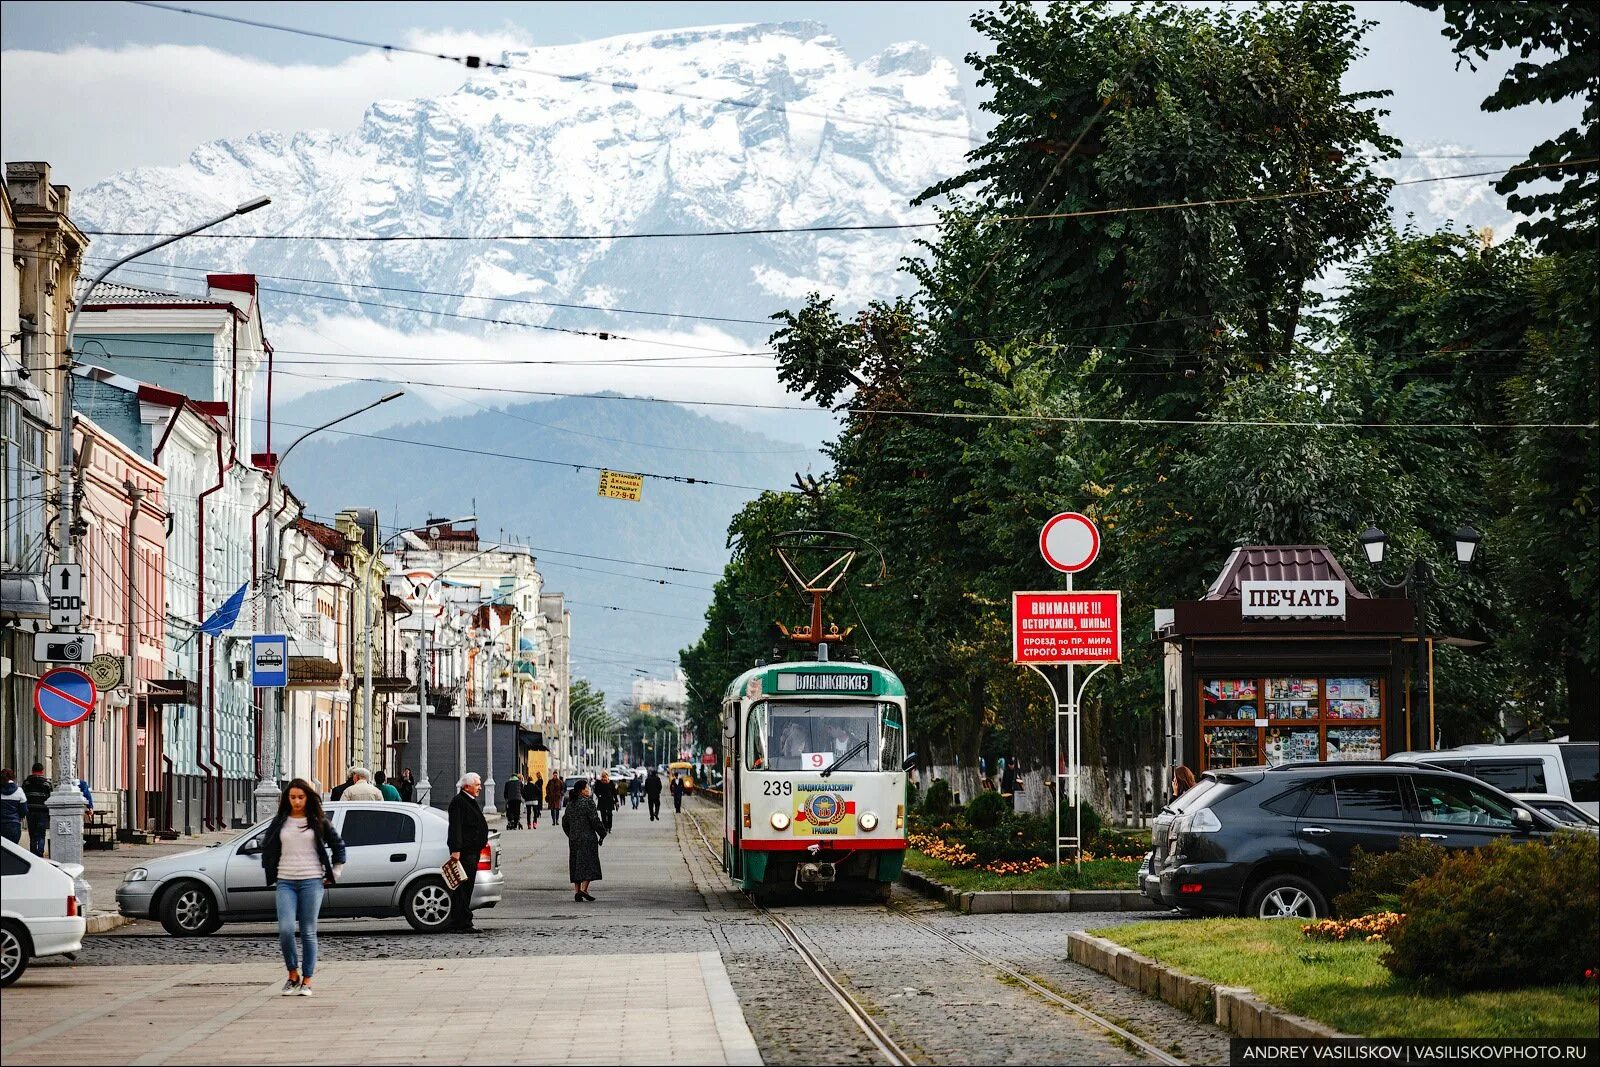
630, 774, 642, 810
504, 773, 523, 829
616, 774, 630, 814
397, 768, 416, 804
22, 762, 51, 856
340, 767, 384, 801
375, 770, 402, 802
545, 772, 563, 829
644, 768, 663, 821
0, 769, 27, 845
1170, 765, 1197, 801
260, 778, 345, 997
329, 772, 355, 801
525, 774, 543, 828
561, 779, 605, 902
446, 773, 489, 932
670, 773, 685, 815
594, 770, 618, 832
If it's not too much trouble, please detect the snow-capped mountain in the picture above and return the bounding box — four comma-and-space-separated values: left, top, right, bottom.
75, 22, 972, 341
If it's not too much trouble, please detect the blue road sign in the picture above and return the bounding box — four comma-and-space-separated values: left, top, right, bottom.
35, 667, 98, 728
252, 634, 289, 688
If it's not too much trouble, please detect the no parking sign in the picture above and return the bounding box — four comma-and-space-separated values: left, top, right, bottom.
34, 667, 98, 728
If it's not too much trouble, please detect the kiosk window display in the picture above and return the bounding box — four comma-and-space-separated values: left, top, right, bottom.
1200, 674, 1386, 769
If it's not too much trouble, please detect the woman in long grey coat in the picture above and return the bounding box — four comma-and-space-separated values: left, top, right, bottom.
562, 780, 606, 901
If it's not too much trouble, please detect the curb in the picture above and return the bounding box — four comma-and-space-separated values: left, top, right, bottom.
85, 912, 131, 935
900, 867, 1164, 914
1066, 931, 1351, 1039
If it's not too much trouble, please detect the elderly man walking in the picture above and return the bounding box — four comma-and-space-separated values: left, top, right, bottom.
446, 773, 489, 932
338, 767, 384, 801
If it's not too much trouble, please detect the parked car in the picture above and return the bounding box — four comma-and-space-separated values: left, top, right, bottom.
1388, 741, 1598, 818
1, 836, 87, 986
1515, 792, 1598, 830
1143, 761, 1562, 920
116, 802, 503, 936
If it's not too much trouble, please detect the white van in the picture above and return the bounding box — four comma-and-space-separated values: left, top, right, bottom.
1390, 741, 1598, 819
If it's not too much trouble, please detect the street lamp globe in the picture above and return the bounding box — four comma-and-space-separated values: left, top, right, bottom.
1453, 525, 1482, 566
1358, 526, 1387, 566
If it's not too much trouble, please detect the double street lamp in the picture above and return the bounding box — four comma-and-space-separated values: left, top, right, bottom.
1357, 524, 1484, 751
255, 390, 404, 819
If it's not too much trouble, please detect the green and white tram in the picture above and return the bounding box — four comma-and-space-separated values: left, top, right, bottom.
721, 659, 912, 901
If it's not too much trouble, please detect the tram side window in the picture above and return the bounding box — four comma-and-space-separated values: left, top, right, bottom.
746, 703, 769, 769
880, 704, 904, 771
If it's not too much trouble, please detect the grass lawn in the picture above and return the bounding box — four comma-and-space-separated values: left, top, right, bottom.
903, 848, 1141, 891
1094, 918, 1599, 1039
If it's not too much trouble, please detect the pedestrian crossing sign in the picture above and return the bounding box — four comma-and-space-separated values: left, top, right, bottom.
598, 469, 644, 501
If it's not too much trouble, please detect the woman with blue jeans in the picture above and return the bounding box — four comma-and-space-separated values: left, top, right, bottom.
259, 778, 345, 997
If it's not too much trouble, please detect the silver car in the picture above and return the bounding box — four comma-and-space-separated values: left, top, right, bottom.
116, 802, 503, 935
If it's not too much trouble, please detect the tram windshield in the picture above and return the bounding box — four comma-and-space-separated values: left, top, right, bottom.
747, 702, 904, 772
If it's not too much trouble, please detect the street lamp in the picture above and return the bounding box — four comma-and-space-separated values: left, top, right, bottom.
253, 391, 403, 819
1357, 523, 1484, 752
50, 195, 272, 876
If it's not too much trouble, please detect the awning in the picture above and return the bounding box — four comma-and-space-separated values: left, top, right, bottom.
519, 729, 547, 750
1, 574, 49, 620
370, 674, 414, 693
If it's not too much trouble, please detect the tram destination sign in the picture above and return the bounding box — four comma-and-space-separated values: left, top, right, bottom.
773, 672, 874, 694
1012, 591, 1122, 665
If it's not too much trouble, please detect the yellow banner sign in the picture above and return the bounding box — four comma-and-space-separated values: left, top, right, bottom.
598, 469, 644, 501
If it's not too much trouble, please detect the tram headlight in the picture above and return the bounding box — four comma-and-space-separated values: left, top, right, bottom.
859, 812, 879, 832
770, 812, 791, 830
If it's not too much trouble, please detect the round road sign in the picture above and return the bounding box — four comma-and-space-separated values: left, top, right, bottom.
35, 667, 98, 728
1040, 512, 1101, 573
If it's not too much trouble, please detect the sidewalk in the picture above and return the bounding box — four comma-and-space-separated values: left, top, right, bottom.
0, 952, 761, 1065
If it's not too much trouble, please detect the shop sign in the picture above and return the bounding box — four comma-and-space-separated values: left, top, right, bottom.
1012, 591, 1122, 664
1240, 580, 1346, 619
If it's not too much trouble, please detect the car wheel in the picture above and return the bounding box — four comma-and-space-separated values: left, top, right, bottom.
1247, 875, 1327, 920
160, 880, 219, 937
1, 920, 30, 987
403, 877, 455, 933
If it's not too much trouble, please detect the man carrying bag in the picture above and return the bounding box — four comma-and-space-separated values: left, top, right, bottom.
446, 773, 489, 932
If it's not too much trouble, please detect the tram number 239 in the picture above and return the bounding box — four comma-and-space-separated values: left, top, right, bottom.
761, 781, 793, 796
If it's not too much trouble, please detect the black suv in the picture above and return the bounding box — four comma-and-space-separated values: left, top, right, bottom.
1143, 761, 1559, 919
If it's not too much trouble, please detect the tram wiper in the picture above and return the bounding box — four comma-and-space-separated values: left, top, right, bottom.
819, 739, 869, 778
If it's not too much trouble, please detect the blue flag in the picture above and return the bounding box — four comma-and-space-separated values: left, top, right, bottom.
198, 582, 249, 638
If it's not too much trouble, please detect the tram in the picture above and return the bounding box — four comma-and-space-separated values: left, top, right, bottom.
719, 531, 912, 901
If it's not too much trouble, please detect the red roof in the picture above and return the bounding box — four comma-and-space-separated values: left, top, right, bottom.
1204, 546, 1368, 601
293, 517, 348, 553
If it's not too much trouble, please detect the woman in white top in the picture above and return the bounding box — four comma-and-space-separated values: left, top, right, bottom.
259, 779, 346, 997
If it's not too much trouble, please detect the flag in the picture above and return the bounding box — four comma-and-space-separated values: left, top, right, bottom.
198, 583, 249, 638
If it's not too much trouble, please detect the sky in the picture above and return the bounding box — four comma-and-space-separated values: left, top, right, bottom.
0, 1, 1581, 187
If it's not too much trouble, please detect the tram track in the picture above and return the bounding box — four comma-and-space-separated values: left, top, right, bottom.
684, 809, 1183, 1067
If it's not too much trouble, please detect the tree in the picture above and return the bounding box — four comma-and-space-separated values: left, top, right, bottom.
1413, 2, 1599, 254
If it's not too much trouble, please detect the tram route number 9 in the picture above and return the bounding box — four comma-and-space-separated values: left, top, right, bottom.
762, 781, 793, 796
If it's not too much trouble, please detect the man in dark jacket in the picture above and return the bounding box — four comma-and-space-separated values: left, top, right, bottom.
670, 773, 686, 814
447, 773, 489, 932
330, 773, 354, 801
644, 769, 663, 821
22, 763, 52, 856
503, 774, 522, 829
396, 768, 416, 803
594, 771, 618, 831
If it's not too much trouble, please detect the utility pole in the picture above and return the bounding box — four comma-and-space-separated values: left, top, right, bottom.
415, 609, 432, 808
123, 481, 144, 835
362, 547, 375, 771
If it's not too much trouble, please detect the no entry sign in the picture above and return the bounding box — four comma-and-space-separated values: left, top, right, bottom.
34, 667, 98, 728
1039, 512, 1100, 573
1012, 591, 1122, 665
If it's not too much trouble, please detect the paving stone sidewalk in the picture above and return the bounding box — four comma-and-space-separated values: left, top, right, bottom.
0, 952, 760, 1065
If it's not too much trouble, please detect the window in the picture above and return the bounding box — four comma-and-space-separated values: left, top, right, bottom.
745, 703, 768, 769
1198, 675, 1386, 770
1302, 779, 1337, 820
1333, 775, 1406, 821
761, 702, 880, 772
1, 849, 30, 877
340, 810, 416, 847
879, 704, 905, 771
1261, 786, 1310, 816
1560, 744, 1599, 805
1468, 759, 1546, 795
1412, 775, 1517, 829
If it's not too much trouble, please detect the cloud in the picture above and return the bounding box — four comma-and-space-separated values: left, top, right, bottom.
0, 27, 535, 187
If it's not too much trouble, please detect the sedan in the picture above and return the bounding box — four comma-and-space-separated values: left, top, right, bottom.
1, 836, 87, 986
116, 802, 503, 935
